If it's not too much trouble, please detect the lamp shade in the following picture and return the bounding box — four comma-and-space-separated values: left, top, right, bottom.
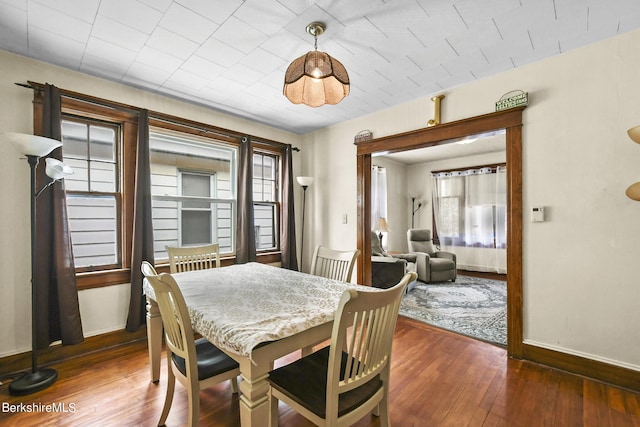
284, 51, 350, 107
626, 182, 640, 201
297, 176, 314, 187
45, 158, 74, 180
376, 217, 391, 233
628, 126, 640, 144
2, 132, 61, 157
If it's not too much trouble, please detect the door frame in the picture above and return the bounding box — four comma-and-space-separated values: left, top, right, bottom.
355, 107, 524, 358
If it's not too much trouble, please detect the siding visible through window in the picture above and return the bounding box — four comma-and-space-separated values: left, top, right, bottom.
253, 152, 279, 250
149, 131, 236, 261
62, 118, 120, 271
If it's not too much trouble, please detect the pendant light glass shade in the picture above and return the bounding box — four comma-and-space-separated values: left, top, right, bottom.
284, 22, 350, 107
284, 51, 350, 107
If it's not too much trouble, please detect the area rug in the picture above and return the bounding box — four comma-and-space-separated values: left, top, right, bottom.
399, 275, 507, 346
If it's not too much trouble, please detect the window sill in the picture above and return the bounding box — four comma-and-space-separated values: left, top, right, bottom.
77, 269, 131, 291
76, 252, 283, 290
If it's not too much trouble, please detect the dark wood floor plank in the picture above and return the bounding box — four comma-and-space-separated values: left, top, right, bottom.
1, 316, 639, 427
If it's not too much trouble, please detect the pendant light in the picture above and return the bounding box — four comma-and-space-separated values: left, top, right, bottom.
283, 22, 350, 107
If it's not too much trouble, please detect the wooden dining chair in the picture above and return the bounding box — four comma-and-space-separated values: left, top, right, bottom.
141, 260, 158, 277
268, 271, 417, 427
309, 245, 360, 282
166, 243, 221, 273
142, 263, 240, 427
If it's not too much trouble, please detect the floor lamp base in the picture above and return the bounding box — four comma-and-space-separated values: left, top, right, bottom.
9, 368, 58, 396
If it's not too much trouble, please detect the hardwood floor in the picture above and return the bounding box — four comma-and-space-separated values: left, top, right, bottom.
1, 317, 639, 427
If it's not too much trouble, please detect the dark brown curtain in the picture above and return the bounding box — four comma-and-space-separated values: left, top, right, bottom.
280, 145, 298, 270
235, 136, 256, 263
34, 84, 83, 349
126, 110, 154, 331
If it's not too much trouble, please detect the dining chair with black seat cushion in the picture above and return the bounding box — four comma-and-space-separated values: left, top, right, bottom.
142, 262, 240, 427
310, 245, 360, 282
166, 243, 221, 273
267, 271, 417, 427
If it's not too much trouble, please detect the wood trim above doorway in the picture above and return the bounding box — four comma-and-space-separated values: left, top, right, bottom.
355, 107, 525, 358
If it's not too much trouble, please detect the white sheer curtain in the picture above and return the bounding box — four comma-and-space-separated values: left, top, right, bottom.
432, 165, 507, 273
371, 165, 387, 226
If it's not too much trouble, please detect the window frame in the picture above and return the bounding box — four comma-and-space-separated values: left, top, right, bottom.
252, 150, 281, 252
431, 162, 507, 248
33, 90, 286, 290
177, 169, 217, 246
62, 115, 123, 272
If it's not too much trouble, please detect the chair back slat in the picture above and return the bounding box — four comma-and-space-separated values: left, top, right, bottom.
310, 246, 360, 282
166, 243, 221, 273
328, 272, 415, 402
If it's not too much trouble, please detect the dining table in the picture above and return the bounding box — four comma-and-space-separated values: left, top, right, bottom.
143, 262, 373, 427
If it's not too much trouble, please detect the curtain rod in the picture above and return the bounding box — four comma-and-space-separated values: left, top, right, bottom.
431, 162, 506, 175
15, 81, 300, 152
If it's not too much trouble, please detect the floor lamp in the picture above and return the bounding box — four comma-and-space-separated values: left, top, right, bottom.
411, 197, 423, 228
4, 132, 73, 395
296, 176, 313, 271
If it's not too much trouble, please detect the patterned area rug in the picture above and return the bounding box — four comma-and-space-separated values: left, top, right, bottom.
399, 275, 507, 346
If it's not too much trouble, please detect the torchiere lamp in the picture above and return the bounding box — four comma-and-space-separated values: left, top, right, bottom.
4, 132, 73, 395
411, 197, 423, 228
297, 176, 313, 270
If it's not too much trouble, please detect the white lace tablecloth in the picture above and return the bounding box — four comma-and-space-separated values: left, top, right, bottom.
143, 262, 373, 357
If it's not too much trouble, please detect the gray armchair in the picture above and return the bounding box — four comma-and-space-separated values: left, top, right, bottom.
406, 229, 457, 283
371, 232, 417, 290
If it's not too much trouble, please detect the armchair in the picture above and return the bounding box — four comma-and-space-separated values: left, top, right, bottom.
406, 229, 457, 283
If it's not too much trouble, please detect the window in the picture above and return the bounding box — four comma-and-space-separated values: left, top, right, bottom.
253, 152, 279, 251
39, 89, 286, 289
62, 118, 121, 271
432, 165, 507, 249
149, 131, 237, 261
180, 171, 215, 245
437, 196, 461, 239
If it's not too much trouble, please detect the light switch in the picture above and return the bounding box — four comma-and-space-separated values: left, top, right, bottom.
342, 214, 348, 224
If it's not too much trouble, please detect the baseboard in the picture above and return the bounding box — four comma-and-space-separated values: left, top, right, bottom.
523, 342, 640, 393
457, 269, 506, 281
0, 327, 147, 376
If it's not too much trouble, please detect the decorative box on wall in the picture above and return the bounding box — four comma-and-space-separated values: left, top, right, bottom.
496, 90, 528, 111
354, 130, 372, 143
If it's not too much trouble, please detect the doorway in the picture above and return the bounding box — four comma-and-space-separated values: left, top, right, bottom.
355, 108, 524, 358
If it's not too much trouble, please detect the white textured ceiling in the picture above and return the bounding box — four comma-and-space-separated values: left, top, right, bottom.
1, 0, 640, 134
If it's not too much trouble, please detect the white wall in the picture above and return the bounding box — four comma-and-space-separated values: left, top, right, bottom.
303, 29, 640, 371
0, 50, 301, 357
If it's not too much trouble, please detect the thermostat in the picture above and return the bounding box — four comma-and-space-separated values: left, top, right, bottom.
531, 206, 545, 222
